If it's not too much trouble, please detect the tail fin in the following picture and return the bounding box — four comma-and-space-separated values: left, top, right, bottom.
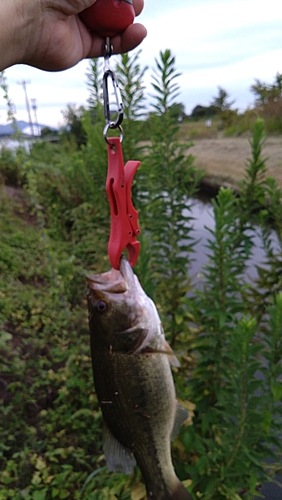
172, 480, 193, 500
147, 480, 192, 500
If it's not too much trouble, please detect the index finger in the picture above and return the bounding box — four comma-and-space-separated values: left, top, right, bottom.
133, 0, 144, 17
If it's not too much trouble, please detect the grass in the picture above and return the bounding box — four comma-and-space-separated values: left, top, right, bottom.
185, 134, 282, 189
0, 185, 140, 499
176, 119, 220, 140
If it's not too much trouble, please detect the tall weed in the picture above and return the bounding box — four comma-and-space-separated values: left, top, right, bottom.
1, 52, 282, 500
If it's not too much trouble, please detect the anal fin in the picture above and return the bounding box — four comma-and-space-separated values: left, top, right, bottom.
103, 422, 136, 474
171, 401, 189, 441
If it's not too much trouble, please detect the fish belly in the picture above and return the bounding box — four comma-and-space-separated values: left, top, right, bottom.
92, 348, 180, 495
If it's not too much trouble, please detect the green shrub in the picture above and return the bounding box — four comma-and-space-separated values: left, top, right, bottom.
0, 147, 25, 187
1, 53, 282, 500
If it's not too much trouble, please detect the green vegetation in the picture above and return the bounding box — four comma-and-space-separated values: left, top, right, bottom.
136, 49, 200, 346
250, 73, 282, 134
1, 52, 282, 500
189, 74, 282, 137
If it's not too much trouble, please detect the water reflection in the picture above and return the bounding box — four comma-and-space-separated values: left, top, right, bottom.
186, 197, 279, 283
186, 197, 282, 500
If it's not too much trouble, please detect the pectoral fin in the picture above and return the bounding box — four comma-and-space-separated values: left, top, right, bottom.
103, 422, 136, 474
139, 339, 181, 367
163, 340, 181, 367
171, 401, 189, 441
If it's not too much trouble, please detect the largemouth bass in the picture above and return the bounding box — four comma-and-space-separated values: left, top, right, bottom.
87, 256, 192, 500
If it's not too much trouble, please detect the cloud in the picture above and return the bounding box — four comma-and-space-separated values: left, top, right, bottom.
1, 0, 281, 126
138, 0, 282, 112
1, 61, 91, 127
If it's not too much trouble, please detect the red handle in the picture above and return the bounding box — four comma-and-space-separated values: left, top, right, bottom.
106, 137, 141, 269
79, 0, 135, 38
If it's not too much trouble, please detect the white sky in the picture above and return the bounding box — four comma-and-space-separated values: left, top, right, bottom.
1, 0, 282, 128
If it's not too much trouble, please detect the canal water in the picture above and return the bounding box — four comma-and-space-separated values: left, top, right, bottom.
187, 196, 279, 281
186, 197, 282, 500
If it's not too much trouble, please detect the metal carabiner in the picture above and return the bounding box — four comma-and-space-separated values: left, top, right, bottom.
103, 67, 123, 139
102, 37, 124, 144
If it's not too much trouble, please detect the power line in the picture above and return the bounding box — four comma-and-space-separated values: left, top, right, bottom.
31, 98, 40, 136
17, 80, 34, 136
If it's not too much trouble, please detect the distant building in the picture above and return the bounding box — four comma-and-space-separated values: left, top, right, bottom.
0, 120, 57, 138
0, 120, 58, 152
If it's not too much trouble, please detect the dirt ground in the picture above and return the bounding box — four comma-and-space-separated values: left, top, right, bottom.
188, 136, 282, 187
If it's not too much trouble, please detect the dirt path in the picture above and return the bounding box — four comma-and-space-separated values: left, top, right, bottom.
188, 136, 282, 187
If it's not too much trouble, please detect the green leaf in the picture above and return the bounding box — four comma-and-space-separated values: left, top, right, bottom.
0, 330, 12, 348
32, 489, 47, 500
271, 381, 282, 403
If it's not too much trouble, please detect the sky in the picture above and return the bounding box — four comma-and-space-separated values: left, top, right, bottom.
1, 0, 282, 129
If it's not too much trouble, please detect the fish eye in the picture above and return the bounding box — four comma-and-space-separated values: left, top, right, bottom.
96, 300, 107, 313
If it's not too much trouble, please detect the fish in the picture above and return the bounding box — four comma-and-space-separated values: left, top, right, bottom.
87, 255, 192, 500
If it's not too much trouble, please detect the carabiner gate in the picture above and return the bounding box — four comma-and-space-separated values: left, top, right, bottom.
103, 68, 123, 143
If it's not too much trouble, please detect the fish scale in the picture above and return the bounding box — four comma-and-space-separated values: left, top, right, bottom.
91, 349, 178, 498
87, 256, 192, 500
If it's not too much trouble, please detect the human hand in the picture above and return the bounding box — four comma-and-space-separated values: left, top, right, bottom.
1, 0, 146, 72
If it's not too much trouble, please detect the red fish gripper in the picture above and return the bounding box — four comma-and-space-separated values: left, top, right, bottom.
106, 137, 141, 270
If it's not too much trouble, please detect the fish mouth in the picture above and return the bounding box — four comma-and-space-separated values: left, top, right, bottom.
87, 255, 135, 294
87, 256, 152, 353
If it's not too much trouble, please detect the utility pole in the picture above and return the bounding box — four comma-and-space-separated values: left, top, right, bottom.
31, 98, 40, 136
17, 80, 34, 136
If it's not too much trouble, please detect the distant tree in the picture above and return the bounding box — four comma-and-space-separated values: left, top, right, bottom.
250, 79, 269, 106
250, 72, 282, 130
41, 126, 58, 138
274, 72, 282, 96
250, 72, 282, 106
169, 102, 186, 121
61, 104, 87, 149
191, 104, 218, 120
210, 86, 235, 112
